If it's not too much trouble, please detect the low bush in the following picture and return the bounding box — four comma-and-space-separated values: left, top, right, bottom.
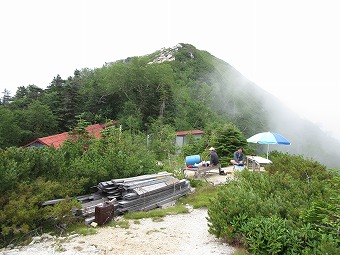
0, 127, 162, 248
207, 153, 340, 254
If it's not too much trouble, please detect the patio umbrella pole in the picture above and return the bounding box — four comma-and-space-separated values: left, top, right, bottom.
267, 144, 269, 159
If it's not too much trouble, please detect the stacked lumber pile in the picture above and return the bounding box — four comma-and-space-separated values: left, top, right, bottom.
43, 172, 191, 224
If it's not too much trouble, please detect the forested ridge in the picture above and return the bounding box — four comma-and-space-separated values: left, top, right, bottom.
1, 43, 339, 168
0, 43, 265, 146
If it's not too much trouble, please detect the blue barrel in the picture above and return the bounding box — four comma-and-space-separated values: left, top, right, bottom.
186, 155, 201, 167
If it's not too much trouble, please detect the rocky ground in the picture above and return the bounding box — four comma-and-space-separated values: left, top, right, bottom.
0, 167, 237, 255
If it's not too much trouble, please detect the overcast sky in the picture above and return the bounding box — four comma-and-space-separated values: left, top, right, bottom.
1, 0, 339, 141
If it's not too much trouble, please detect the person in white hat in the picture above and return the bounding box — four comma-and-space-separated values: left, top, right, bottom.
209, 147, 225, 175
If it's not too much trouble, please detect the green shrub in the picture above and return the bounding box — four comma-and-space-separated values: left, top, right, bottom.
0, 178, 81, 247
42, 198, 82, 231
241, 216, 280, 254
266, 152, 332, 182
207, 153, 339, 254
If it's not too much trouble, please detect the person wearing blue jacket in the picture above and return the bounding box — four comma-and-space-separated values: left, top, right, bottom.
230, 147, 245, 166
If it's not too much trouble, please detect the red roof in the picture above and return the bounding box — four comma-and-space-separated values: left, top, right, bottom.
176, 130, 204, 136
36, 132, 69, 148
24, 123, 114, 149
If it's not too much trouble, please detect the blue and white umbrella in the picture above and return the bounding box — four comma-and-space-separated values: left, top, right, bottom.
247, 132, 291, 158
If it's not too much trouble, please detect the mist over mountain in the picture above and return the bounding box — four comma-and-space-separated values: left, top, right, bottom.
145, 44, 340, 168
208, 53, 340, 168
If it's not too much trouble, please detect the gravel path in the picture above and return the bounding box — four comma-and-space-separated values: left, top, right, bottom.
1, 208, 235, 255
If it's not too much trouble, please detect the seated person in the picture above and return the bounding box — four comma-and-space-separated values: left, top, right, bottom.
209, 147, 225, 175
230, 147, 245, 166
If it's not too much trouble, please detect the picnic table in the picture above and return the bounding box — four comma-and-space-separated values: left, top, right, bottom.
181, 164, 221, 179
246, 155, 272, 171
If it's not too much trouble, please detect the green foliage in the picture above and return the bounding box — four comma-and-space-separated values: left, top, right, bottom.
0, 178, 81, 246
180, 133, 207, 158
11, 85, 44, 109
207, 153, 340, 254
1, 89, 12, 105
0, 108, 23, 148
180, 122, 248, 167
185, 178, 206, 188
18, 100, 58, 143
148, 118, 177, 160
0, 149, 18, 193
300, 200, 340, 245
0, 124, 163, 247
266, 152, 332, 182
0, 147, 60, 186
118, 101, 143, 133
204, 122, 248, 166
240, 216, 306, 254
171, 44, 214, 80
1, 43, 340, 170
42, 197, 82, 233
64, 126, 160, 191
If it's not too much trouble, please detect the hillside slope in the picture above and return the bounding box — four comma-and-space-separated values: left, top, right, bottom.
169, 44, 339, 168
2, 43, 339, 168
204, 50, 340, 168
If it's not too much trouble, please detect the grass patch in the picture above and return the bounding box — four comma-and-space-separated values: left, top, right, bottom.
123, 204, 189, 220
188, 179, 206, 188
179, 181, 219, 208
109, 220, 130, 229
63, 222, 97, 236
77, 227, 97, 236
